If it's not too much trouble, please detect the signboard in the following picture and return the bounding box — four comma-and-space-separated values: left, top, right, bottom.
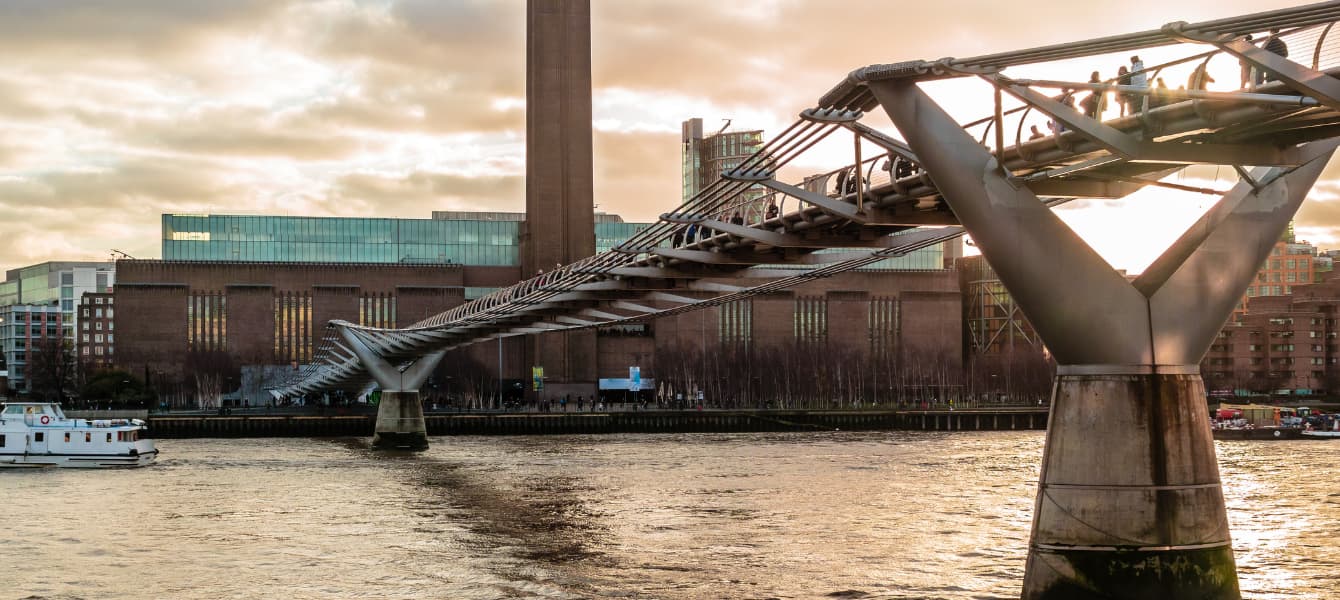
599, 378, 656, 391
532, 366, 544, 391
629, 366, 641, 391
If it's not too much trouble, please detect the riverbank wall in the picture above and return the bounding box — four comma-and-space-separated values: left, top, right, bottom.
145, 408, 1049, 438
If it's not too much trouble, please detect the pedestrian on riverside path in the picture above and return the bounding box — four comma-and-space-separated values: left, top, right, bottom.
561, 394, 569, 412
577, 395, 584, 412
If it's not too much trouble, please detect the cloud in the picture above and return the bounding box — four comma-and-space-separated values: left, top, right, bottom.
0, 0, 1334, 276
332, 171, 524, 214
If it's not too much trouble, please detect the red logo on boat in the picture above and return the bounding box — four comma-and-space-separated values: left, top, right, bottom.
39, 415, 50, 425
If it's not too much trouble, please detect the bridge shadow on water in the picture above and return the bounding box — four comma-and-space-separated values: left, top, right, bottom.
331, 437, 609, 569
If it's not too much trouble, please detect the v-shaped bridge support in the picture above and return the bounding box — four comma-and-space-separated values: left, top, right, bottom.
340, 325, 447, 450
870, 78, 1337, 600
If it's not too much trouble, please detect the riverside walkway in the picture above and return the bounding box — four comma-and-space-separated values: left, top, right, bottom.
145, 407, 1048, 438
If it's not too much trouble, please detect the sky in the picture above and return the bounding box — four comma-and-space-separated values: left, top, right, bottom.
0, 0, 1336, 275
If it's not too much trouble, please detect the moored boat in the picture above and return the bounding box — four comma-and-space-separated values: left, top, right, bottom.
1212, 427, 1304, 440
0, 402, 158, 468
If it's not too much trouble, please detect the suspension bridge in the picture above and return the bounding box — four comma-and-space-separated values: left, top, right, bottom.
275, 3, 1340, 597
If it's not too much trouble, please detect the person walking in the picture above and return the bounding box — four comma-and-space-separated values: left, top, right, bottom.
1116, 66, 1133, 116
1080, 71, 1104, 119
1240, 34, 1257, 89
1128, 55, 1148, 113
1189, 62, 1215, 91
1263, 29, 1289, 83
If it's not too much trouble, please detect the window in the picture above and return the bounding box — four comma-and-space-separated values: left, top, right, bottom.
94, 334, 103, 343
95, 308, 103, 318
82, 322, 89, 331
82, 347, 89, 356
34, 432, 44, 442
64, 432, 70, 443
84, 432, 91, 443
106, 433, 112, 443
95, 297, 104, 304
81, 334, 89, 343
81, 308, 89, 317
94, 347, 103, 356
95, 322, 102, 331
107, 334, 113, 343
0, 435, 5, 446
1286, 259, 1296, 269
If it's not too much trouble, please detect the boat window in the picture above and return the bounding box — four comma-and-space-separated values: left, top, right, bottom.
34, 432, 44, 442
4, 406, 23, 415
64, 432, 71, 443
84, 432, 91, 443
0, 434, 5, 446
106, 433, 112, 443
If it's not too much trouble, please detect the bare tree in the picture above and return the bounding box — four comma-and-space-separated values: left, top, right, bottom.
27, 336, 75, 405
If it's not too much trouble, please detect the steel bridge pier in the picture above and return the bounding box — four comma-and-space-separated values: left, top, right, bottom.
870, 77, 1337, 599
338, 325, 444, 450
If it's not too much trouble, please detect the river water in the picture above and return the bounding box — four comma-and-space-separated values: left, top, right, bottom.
3, 431, 1337, 599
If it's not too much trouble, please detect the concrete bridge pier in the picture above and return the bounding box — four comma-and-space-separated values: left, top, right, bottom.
371, 391, 430, 450
870, 77, 1337, 598
339, 326, 445, 450
1028, 368, 1234, 597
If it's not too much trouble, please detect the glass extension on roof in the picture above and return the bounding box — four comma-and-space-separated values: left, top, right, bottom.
162, 214, 522, 266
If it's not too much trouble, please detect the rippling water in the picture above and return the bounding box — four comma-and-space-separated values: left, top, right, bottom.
3, 432, 1337, 599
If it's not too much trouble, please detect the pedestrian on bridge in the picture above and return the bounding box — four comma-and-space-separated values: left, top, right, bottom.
1116, 66, 1134, 116
1263, 29, 1289, 83
1080, 71, 1104, 118
1128, 56, 1148, 112
1189, 62, 1215, 91
1240, 34, 1257, 89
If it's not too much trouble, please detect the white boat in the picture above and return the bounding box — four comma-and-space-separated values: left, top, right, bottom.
1301, 419, 1340, 440
0, 402, 158, 468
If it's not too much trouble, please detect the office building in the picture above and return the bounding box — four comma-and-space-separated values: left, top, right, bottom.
78, 291, 116, 369
682, 117, 767, 214
0, 303, 64, 393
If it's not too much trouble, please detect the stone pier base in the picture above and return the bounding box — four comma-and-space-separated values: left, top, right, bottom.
372, 391, 428, 450
1021, 371, 1239, 599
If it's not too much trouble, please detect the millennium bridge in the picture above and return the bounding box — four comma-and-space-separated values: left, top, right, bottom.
276, 3, 1340, 598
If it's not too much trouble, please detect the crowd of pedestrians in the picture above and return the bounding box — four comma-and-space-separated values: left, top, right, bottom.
1038, 30, 1290, 138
